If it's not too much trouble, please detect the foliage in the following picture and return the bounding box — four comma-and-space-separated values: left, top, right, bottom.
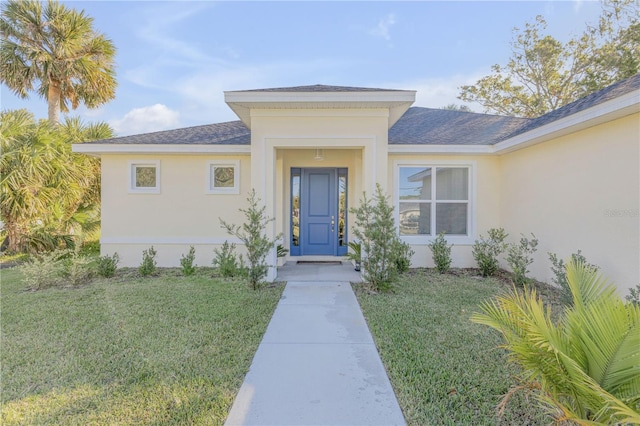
213, 241, 242, 278
472, 260, 640, 424
459, 1, 640, 117
1, 267, 284, 425
0, 0, 117, 123
346, 241, 361, 262
441, 103, 472, 112
96, 252, 119, 278
472, 228, 508, 277
276, 244, 288, 258
505, 233, 538, 287
549, 250, 599, 306
0, 109, 112, 253
626, 284, 640, 306
428, 231, 453, 274
20, 250, 66, 290
393, 238, 414, 274
220, 189, 279, 290
63, 250, 93, 286
138, 246, 157, 277
350, 184, 406, 292
179, 246, 197, 276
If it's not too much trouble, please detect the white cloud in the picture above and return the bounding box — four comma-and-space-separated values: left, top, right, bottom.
369, 13, 396, 41
110, 104, 180, 136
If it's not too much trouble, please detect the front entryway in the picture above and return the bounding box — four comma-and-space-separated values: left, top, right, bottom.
290, 168, 347, 256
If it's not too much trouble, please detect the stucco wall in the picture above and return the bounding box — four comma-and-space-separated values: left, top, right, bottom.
100, 154, 250, 267
388, 154, 502, 268
499, 113, 640, 294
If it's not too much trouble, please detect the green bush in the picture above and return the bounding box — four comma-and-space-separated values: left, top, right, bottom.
96, 252, 119, 278
506, 233, 538, 287
428, 231, 453, 274
626, 284, 640, 306
393, 239, 414, 274
139, 246, 157, 277
472, 228, 508, 277
220, 189, 279, 290
20, 250, 66, 290
63, 251, 93, 286
351, 184, 405, 292
180, 246, 197, 276
213, 241, 242, 278
549, 250, 598, 306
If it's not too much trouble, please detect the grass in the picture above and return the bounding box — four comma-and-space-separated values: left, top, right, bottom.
0, 267, 284, 425
354, 269, 558, 426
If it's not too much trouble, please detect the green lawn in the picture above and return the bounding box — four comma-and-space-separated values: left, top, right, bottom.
355, 269, 556, 425
0, 267, 284, 425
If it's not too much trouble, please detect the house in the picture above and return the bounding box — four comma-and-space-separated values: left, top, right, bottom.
73, 75, 640, 294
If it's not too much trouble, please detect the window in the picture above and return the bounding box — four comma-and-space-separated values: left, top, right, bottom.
207, 160, 240, 194
129, 161, 160, 193
397, 165, 471, 238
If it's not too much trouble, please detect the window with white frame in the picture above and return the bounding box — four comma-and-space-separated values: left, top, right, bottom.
397, 166, 470, 237
129, 161, 160, 193
207, 160, 240, 194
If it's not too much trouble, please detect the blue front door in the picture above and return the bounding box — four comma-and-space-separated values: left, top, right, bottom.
301, 169, 336, 255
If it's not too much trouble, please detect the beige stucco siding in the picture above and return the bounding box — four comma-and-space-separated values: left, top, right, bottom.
499, 113, 640, 294
100, 154, 250, 267
388, 154, 502, 268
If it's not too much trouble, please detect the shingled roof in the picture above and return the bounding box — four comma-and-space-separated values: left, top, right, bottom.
86, 75, 638, 146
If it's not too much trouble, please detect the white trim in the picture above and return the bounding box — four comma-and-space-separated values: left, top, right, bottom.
394, 160, 476, 244
250, 109, 390, 118
388, 144, 493, 154
101, 237, 243, 245
128, 160, 160, 194
72, 144, 251, 155
494, 91, 639, 154
206, 160, 240, 194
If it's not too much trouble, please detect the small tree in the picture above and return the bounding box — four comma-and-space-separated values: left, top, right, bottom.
429, 231, 453, 274
220, 189, 279, 290
180, 246, 196, 276
212, 241, 242, 278
351, 184, 405, 292
139, 246, 157, 277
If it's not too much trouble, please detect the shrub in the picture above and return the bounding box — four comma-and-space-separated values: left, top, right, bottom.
549, 250, 598, 306
63, 251, 93, 286
180, 246, 197, 276
351, 184, 405, 292
472, 228, 508, 277
97, 252, 119, 278
506, 233, 538, 287
20, 250, 66, 290
276, 244, 288, 258
626, 284, 640, 306
393, 239, 414, 274
472, 260, 640, 424
220, 189, 279, 290
139, 246, 157, 277
213, 241, 241, 278
428, 231, 453, 274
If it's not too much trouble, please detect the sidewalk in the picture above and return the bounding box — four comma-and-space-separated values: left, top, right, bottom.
225, 271, 405, 425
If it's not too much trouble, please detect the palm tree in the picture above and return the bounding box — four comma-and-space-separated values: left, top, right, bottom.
471, 260, 640, 425
0, 110, 112, 252
0, 0, 116, 124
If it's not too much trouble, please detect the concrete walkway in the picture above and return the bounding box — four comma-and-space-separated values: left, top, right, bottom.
225, 263, 405, 425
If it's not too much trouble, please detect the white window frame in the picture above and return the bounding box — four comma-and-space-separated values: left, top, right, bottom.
206, 160, 240, 194
128, 160, 160, 194
394, 160, 476, 245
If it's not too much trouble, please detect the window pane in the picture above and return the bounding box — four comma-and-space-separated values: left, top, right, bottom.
135, 166, 156, 188
338, 175, 347, 247
436, 203, 467, 235
436, 168, 468, 200
399, 167, 432, 201
399, 202, 430, 235
291, 173, 300, 247
214, 167, 235, 188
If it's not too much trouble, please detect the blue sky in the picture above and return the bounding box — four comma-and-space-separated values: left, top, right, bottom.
1, 1, 603, 136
